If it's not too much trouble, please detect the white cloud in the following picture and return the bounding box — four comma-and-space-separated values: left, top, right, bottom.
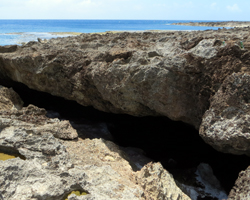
226, 4, 241, 12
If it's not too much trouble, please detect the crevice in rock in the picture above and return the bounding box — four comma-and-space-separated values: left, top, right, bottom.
0, 146, 26, 161
1, 80, 250, 194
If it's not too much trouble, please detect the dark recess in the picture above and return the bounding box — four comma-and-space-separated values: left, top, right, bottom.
1, 79, 250, 194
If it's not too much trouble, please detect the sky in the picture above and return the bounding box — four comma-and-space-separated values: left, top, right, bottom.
0, 0, 250, 21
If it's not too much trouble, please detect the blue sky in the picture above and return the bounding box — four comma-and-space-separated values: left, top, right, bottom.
0, 0, 250, 20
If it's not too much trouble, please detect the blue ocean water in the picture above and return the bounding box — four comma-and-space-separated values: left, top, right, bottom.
0, 20, 222, 46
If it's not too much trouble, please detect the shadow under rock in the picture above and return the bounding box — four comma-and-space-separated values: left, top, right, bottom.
1, 80, 250, 194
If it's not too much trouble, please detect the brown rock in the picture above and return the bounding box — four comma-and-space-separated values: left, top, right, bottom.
0, 45, 18, 53
136, 162, 191, 200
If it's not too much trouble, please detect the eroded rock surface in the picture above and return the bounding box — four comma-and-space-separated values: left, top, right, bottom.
0, 85, 23, 111
172, 21, 250, 28
1, 28, 249, 129
2, 27, 250, 198
2, 28, 250, 156
0, 86, 191, 200
228, 166, 250, 200
200, 73, 250, 156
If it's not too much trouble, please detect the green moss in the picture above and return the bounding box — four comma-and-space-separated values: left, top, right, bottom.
65, 190, 87, 200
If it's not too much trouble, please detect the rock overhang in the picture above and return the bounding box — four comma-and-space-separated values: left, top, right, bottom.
1, 28, 250, 156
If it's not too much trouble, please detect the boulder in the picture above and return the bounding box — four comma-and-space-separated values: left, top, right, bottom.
0, 31, 224, 129
200, 73, 250, 155
1, 29, 249, 131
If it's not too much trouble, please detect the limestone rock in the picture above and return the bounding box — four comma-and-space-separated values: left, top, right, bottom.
0, 85, 23, 111
172, 21, 250, 28
0, 126, 190, 200
228, 166, 250, 200
0, 85, 78, 140
200, 73, 250, 155
0, 30, 234, 129
136, 162, 191, 200
0, 86, 191, 200
1, 28, 250, 130
0, 103, 78, 140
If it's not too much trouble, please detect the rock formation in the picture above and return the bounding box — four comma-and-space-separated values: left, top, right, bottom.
172, 21, 250, 28
228, 166, 250, 200
1, 26, 250, 198
0, 86, 191, 200
0, 27, 250, 129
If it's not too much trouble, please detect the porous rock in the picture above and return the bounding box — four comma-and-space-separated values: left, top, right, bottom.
200, 73, 250, 155
0, 85, 23, 111
136, 162, 191, 200
172, 21, 250, 28
228, 166, 250, 200
0, 86, 190, 200
1, 29, 245, 129
0, 86, 78, 140
1, 28, 250, 132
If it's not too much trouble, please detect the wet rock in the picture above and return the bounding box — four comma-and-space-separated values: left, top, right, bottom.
2, 28, 250, 198
1, 28, 250, 131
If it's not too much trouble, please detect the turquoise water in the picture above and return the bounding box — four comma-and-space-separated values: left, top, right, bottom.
0, 20, 222, 46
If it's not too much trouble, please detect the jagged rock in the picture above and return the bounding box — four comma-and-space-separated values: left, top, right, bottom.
172, 21, 250, 28
0, 104, 78, 140
136, 162, 191, 200
200, 73, 250, 155
0, 45, 18, 53
0, 29, 244, 129
2, 28, 250, 198
228, 166, 250, 200
0, 86, 190, 200
1, 28, 250, 131
0, 86, 78, 140
0, 85, 23, 111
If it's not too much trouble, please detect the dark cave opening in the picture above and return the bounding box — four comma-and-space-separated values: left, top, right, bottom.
1, 80, 250, 194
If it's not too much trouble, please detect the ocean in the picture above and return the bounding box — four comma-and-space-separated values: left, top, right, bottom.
0, 20, 222, 46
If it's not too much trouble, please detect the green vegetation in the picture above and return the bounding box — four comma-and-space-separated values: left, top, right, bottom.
239, 41, 244, 49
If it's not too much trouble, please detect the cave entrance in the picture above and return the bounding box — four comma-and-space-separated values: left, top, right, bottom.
1, 80, 250, 194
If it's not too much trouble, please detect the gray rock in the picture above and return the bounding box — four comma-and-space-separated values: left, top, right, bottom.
228, 166, 250, 200
0, 85, 23, 111
200, 73, 250, 155
0, 86, 190, 200
1, 30, 243, 129
136, 162, 191, 200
